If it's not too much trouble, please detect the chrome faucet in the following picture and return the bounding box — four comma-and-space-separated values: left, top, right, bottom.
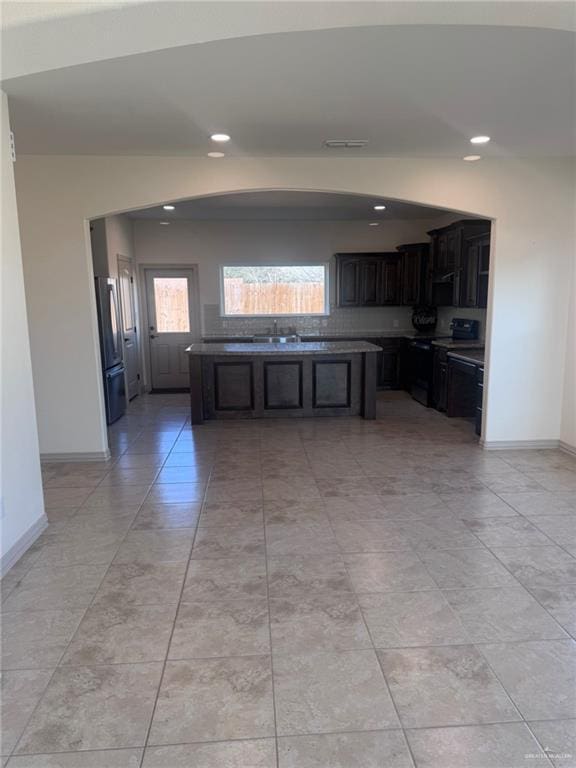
272, 319, 278, 335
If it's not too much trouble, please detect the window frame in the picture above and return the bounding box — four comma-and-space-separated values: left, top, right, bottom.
219, 263, 331, 318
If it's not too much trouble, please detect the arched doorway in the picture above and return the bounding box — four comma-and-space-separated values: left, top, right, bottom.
89, 188, 493, 451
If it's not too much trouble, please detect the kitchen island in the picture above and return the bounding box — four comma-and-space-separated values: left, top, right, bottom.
186, 341, 381, 423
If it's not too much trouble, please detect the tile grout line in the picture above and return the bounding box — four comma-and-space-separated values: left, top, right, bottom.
261, 470, 280, 768
7, 407, 190, 760
322, 490, 420, 768
8, 481, 154, 758
137, 415, 213, 768
6, 397, 576, 762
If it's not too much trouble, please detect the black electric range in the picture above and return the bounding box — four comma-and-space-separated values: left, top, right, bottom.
408, 319, 480, 407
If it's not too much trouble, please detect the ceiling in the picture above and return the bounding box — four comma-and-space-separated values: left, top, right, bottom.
0, 1, 141, 29
126, 191, 450, 222
3, 24, 574, 157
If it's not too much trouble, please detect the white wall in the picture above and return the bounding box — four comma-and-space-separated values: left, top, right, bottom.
132, 217, 441, 337
14, 154, 575, 454
105, 215, 134, 278
0, 93, 46, 572
92, 215, 135, 278
561, 186, 576, 450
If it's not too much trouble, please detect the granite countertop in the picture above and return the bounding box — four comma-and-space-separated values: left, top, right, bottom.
431, 339, 485, 350
447, 349, 485, 365
187, 341, 382, 356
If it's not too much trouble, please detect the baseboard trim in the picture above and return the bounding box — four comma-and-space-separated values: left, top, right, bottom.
481, 439, 560, 451
1, 514, 48, 577
40, 449, 111, 463
560, 441, 576, 458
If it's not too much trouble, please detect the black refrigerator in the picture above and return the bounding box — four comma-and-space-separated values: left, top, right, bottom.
95, 277, 126, 424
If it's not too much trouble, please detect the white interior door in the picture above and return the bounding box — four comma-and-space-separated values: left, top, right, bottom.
118, 255, 140, 400
144, 268, 198, 391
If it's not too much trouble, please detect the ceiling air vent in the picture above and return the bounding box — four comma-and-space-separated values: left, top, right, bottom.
323, 139, 368, 149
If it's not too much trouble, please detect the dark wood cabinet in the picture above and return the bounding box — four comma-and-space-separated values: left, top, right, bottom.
432, 347, 448, 412
397, 243, 430, 306
461, 236, 481, 308
335, 253, 400, 308
428, 220, 490, 308
337, 257, 362, 307
447, 357, 478, 418
380, 257, 401, 305
360, 258, 381, 306
477, 234, 491, 308
461, 232, 490, 308
304, 335, 401, 390
376, 339, 402, 389
476, 366, 484, 436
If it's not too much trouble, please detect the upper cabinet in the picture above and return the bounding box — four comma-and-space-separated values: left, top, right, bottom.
427, 220, 491, 308
396, 242, 430, 306
335, 253, 400, 308
337, 256, 362, 306
335, 220, 490, 310
463, 232, 491, 308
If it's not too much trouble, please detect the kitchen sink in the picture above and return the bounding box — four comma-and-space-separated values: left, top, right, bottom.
252, 334, 300, 343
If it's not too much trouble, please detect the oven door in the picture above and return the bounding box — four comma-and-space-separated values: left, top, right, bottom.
409, 341, 433, 406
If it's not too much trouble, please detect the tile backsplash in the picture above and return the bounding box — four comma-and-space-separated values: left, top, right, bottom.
202, 304, 415, 337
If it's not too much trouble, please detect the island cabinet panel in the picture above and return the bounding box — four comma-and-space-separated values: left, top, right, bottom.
313, 361, 351, 408
264, 361, 303, 409
214, 362, 254, 411
195, 350, 372, 421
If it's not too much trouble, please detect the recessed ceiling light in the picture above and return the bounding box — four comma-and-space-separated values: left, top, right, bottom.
463, 155, 482, 162
369, 222, 380, 227
211, 133, 230, 143
324, 139, 368, 148
159, 221, 170, 226
162, 204, 175, 211
374, 205, 386, 211
207, 151, 225, 158
470, 135, 490, 144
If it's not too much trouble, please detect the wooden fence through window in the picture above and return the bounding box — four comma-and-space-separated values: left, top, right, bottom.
224, 278, 325, 315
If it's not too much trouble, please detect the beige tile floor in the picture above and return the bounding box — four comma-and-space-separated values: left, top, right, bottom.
1, 392, 576, 767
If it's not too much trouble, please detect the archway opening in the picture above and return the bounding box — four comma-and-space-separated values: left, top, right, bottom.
88, 188, 493, 451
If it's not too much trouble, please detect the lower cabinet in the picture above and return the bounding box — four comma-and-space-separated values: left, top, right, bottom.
304, 336, 402, 390
476, 366, 484, 436
446, 357, 479, 418
432, 348, 448, 411
377, 339, 402, 389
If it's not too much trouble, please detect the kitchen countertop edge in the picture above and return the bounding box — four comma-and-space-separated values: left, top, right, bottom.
187, 341, 383, 356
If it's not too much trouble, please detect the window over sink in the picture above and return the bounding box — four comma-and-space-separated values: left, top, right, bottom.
220, 265, 329, 316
